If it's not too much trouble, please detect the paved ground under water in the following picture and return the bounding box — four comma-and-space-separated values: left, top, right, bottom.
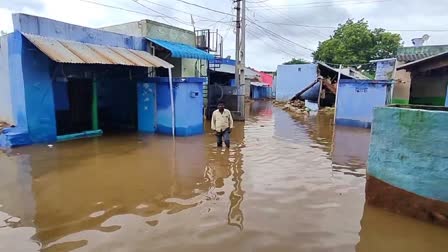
1, 101, 448, 252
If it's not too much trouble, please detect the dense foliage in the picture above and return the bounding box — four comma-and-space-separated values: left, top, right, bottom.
313, 19, 402, 65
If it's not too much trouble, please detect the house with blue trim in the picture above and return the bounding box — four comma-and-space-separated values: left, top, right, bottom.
0, 14, 213, 148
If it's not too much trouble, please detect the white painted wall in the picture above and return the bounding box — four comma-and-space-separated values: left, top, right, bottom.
0, 35, 13, 124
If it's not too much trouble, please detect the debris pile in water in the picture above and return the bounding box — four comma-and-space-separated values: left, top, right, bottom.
273, 100, 309, 114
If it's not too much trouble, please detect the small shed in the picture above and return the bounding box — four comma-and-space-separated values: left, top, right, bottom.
335, 80, 392, 128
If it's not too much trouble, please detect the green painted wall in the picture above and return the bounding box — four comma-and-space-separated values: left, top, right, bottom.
102, 20, 195, 45
145, 20, 195, 45
368, 106, 448, 202
391, 98, 409, 105
410, 97, 446, 106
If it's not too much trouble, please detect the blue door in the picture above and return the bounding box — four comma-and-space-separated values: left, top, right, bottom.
137, 82, 156, 133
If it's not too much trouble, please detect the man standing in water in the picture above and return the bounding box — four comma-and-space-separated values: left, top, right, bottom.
211, 101, 234, 148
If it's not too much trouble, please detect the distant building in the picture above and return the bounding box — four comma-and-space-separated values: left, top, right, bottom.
275, 62, 365, 102
206, 58, 259, 120
397, 51, 448, 106
393, 45, 448, 104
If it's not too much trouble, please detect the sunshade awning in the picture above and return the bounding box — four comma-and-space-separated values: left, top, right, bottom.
146, 38, 215, 60
23, 33, 173, 68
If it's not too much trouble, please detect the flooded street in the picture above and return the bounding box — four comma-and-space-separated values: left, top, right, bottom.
1, 101, 448, 252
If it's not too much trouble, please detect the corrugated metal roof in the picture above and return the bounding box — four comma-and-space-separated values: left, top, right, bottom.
317, 62, 369, 80
147, 38, 215, 60
23, 33, 173, 68
397, 45, 448, 62
397, 51, 448, 71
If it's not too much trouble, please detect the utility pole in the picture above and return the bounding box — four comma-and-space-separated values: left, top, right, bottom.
234, 0, 246, 119
240, 0, 246, 91
234, 0, 241, 88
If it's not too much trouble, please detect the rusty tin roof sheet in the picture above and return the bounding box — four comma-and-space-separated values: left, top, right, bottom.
22, 33, 173, 69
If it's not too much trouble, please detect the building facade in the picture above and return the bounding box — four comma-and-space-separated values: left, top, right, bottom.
393, 45, 448, 104
0, 14, 209, 148
102, 20, 208, 78
397, 51, 448, 106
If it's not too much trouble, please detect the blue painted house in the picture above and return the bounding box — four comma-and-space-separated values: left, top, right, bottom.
0, 14, 211, 148
335, 80, 392, 128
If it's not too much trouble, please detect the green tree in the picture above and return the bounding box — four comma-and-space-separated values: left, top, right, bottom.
313, 19, 402, 65
283, 58, 309, 65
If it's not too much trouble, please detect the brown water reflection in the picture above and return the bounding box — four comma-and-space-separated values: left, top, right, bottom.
1, 101, 448, 252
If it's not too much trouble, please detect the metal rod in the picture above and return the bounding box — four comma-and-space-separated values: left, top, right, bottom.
92, 75, 99, 130
168, 68, 175, 137
333, 64, 343, 125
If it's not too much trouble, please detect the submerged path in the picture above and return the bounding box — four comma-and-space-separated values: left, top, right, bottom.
1, 101, 447, 252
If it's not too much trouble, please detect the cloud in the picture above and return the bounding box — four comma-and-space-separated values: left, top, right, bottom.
0, 0, 45, 12
1, 0, 447, 70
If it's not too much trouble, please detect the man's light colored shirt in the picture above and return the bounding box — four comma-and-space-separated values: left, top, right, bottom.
211, 109, 234, 132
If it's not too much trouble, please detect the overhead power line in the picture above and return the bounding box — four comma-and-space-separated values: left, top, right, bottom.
247, 0, 329, 41
246, 18, 315, 52
258, 21, 335, 29
80, 0, 234, 30
171, 0, 234, 16
131, 0, 192, 26
160, 0, 314, 52
255, 22, 448, 32
247, 28, 308, 58
79, 0, 165, 18
248, 0, 390, 9
139, 0, 233, 24
246, 0, 270, 3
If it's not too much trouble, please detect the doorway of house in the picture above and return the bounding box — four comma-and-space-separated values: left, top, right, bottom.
55, 78, 93, 136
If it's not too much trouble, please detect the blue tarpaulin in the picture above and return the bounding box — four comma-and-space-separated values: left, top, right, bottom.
147, 38, 214, 60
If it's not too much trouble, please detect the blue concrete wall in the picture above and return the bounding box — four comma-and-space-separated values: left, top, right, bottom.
21, 36, 57, 143
368, 107, 448, 202
13, 14, 145, 50
276, 64, 317, 101
336, 80, 391, 128
0, 32, 33, 148
251, 86, 273, 100
152, 77, 205, 136
137, 82, 156, 133
251, 86, 262, 100
8, 32, 28, 129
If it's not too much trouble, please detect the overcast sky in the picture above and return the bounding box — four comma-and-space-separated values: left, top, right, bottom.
1, 0, 447, 71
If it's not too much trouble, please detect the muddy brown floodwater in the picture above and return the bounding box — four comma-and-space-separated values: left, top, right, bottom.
1, 101, 448, 252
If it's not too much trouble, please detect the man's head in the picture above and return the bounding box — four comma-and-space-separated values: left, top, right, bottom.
217, 101, 225, 112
